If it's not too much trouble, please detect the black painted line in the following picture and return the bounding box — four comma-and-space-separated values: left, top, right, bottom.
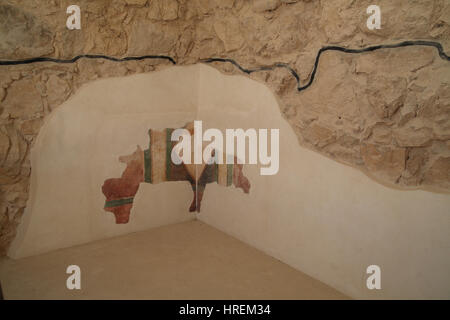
203, 40, 450, 92
0, 54, 176, 66
300, 40, 450, 92
200, 58, 301, 84
0, 40, 448, 93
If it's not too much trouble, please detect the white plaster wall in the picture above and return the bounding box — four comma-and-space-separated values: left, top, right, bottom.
9, 64, 450, 299
195, 65, 450, 299
9, 66, 202, 258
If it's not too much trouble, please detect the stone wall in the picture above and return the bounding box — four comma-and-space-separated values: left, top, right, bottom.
0, 0, 449, 255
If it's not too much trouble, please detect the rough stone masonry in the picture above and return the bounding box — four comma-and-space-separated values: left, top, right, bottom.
0, 0, 449, 255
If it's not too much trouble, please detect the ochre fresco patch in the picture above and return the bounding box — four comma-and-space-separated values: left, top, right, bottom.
102, 123, 251, 224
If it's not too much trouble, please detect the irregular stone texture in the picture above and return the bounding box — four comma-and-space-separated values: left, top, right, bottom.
423, 157, 450, 189
252, 0, 281, 13
0, 0, 449, 254
0, 4, 53, 59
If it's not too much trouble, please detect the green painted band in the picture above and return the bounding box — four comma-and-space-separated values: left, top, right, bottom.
104, 197, 134, 208
227, 164, 233, 186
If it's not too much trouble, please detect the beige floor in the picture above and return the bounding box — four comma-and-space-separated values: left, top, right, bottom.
0, 220, 348, 299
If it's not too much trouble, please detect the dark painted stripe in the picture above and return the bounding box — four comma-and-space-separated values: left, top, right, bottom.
144, 149, 151, 183
145, 129, 152, 183
227, 164, 233, 186
104, 197, 134, 208
165, 128, 174, 181
215, 163, 219, 183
